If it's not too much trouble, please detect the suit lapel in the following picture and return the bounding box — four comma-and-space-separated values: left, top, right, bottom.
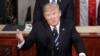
44, 21, 53, 38
43, 21, 54, 52
59, 20, 67, 49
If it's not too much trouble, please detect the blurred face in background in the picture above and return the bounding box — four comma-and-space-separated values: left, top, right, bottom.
43, 3, 61, 26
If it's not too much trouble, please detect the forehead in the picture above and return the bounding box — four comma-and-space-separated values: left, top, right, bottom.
43, 3, 59, 12
44, 8, 59, 14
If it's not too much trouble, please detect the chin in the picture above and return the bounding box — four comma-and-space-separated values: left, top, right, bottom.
52, 24, 57, 26
50, 22, 57, 26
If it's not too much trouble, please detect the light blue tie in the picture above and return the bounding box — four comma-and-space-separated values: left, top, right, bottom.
52, 0, 56, 3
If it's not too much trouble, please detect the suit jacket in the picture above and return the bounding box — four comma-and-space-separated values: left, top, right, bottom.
97, 3, 100, 25
21, 19, 86, 56
33, 0, 75, 24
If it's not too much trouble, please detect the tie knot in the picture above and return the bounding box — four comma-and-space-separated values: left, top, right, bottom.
52, 27, 58, 37
53, 26, 56, 29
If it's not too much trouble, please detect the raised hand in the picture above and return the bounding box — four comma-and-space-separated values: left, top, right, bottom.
16, 29, 24, 43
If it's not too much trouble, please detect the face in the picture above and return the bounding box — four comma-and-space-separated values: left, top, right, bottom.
43, 8, 61, 26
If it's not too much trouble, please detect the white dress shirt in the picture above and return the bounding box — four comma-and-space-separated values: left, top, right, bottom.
50, 22, 60, 35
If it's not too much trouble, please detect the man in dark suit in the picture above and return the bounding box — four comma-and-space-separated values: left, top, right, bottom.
16, 3, 86, 56
33, 0, 75, 24
97, 2, 100, 25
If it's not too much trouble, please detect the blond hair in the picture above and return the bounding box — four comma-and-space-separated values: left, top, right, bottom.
43, 3, 60, 12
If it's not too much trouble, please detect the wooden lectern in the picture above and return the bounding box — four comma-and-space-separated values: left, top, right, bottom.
0, 25, 100, 56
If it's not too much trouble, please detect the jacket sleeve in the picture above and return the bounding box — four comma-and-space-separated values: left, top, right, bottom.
20, 25, 37, 50
71, 24, 86, 54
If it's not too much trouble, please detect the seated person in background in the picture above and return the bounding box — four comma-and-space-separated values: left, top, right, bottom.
16, 3, 86, 56
97, 2, 100, 25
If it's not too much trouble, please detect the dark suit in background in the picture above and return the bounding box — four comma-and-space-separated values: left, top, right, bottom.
97, 3, 100, 25
20, 19, 86, 56
33, 0, 75, 24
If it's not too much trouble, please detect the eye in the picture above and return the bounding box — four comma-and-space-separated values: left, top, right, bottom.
46, 14, 50, 17
53, 12, 56, 15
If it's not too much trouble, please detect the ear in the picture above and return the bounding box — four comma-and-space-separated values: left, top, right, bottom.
59, 10, 61, 17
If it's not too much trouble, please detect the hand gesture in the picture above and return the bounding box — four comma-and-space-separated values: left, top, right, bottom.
16, 29, 24, 43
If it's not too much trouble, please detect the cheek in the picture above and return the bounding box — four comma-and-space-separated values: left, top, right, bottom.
46, 18, 51, 23
46, 16, 51, 19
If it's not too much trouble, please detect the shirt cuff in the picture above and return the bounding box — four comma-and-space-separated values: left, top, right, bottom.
17, 41, 25, 49
79, 52, 86, 56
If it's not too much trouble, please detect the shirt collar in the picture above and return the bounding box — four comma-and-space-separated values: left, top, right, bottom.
50, 22, 60, 31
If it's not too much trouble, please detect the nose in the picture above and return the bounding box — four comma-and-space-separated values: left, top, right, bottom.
51, 15, 55, 20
